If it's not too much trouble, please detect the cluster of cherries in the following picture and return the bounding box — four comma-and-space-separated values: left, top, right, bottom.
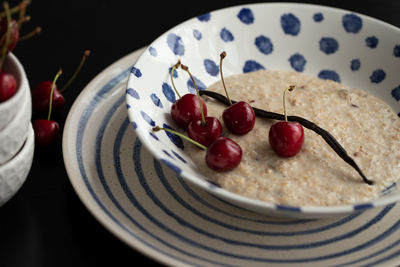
0, 1, 40, 103
0, 1, 90, 147
155, 52, 305, 172
31, 50, 90, 147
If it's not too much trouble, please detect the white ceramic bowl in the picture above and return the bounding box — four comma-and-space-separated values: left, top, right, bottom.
0, 123, 34, 206
0, 83, 32, 165
126, 3, 400, 218
0, 53, 30, 130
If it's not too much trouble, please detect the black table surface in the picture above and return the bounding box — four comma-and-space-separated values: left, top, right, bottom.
1, 1, 399, 266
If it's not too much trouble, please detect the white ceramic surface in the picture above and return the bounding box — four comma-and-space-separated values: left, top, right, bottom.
0, 86, 32, 165
0, 123, 34, 206
0, 53, 30, 130
126, 3, 400, 218
63, 47, 400, 267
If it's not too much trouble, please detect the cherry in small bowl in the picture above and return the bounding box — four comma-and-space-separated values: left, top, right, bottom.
171, 93, 207, 129
206, 136, 242, 172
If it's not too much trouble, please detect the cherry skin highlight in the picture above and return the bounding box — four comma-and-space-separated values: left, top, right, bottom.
222, 101, 255, 135
206, 137, 242, 171
269, 121, 304, 157
31, 81, 65, 113
0, 72, 16, 102
33, 119, 60, 147
188, 116, 222, 147
171, 93, 207, 129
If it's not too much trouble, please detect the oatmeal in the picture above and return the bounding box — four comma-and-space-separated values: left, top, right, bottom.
185, 70, 400, 206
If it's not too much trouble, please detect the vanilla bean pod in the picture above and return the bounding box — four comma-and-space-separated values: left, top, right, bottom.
199, 90, 373, 185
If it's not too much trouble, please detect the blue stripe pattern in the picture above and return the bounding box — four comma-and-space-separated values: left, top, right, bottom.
74, 67, 400, 265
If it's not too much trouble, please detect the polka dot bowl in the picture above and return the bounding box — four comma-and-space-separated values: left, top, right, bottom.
126, 3, 400, 218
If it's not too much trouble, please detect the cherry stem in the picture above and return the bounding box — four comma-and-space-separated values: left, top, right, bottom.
0, 0, 30, 19
16, 1, 27, 29
170, 59, 181, 98
0, 2, 11, 72
283, 85, 295, 122
219, 51, 232, 106
18, 26, 41, 42
152, 126, 207, 150
59, 50, 90, 93
181, 63, 206, 125
47, 68, 63, 120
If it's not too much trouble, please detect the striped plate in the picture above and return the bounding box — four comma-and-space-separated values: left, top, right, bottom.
63, 48, 400, 266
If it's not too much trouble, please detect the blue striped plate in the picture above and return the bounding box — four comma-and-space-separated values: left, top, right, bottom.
63, 47, 400, 266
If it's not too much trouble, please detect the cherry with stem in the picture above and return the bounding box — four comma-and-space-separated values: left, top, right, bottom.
153, 126, 241, 172
33, 69, 63, 147
268, 85, 304, 157
169, 60, 208, 129
181, 63, 222, 147
31, 50, 90, 113
219, 51, 255, 135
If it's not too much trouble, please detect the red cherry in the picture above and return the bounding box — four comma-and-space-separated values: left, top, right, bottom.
0, 72, 16, 102
222, 101, 255, 135
0, 18, 19, 53
188, 116, 222, 147
171, 93, 207, 129
206, 137, 242, 171
269, 121, 304, 157
33, 119, 60, 147
31, 81, 65, 113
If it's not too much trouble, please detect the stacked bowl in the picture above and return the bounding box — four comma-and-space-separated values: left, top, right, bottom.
0, 53, 34, 206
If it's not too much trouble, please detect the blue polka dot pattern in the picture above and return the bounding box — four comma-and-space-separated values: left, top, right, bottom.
370, 69, 386, 83
171, 150, 187, 163
280, 13, 301, 36
313, 13, 324, 22
319, 37, 339, 54
366, 36, 379, 48
162, 83, 176, 103
150, 93, 163, 108
393, 45, 400, 57
391, 85, 400, 101
342, 13, 363, 33
167, 33, 185, 56
187, 76, 207, 94
126, 88, 140, 99
160, 158, 182, 174
243, 60, 265, 73
163, 123, 184, 150
149, 47, 157, 57
197, 13, 211, 22
131, 67, 142, 78
131, 121, 137, 129
318, 70, 341, 82
193, 29, 202, 40
289, 53, 306, 72
126, 3, 400, 222
220, 27, 234, 42
237, 8, 254, 24
162, 149, 173, 159
140, 111, 155, 126
149, 131, 159, 141
255, 35, 273, 55
204, 59, 219, 76
350, 59, 361, 71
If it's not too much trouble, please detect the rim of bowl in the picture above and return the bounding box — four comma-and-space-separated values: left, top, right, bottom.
127, 2, 400, 216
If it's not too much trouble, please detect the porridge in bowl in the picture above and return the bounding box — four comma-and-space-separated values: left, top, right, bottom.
184, 69, 400, 206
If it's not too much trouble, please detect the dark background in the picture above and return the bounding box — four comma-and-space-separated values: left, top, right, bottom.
0, 1, 399, 266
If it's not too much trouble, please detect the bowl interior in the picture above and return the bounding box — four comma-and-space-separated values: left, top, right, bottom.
126, 3, 400, 217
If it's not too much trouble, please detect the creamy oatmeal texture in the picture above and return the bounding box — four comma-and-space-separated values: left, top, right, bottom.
185, 70, 400, 206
